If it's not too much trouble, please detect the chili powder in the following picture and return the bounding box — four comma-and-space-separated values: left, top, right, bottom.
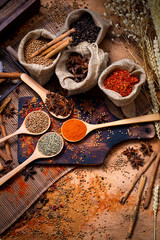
104, 68, 140, 97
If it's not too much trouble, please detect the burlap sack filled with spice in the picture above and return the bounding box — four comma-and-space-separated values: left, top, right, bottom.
59, 8, 112, 47
98, 58, 146, 117
55, 42, 108, 95
18, 29, 61, 86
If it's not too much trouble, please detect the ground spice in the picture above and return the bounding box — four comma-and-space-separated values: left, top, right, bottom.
61, 119, 87, 142
24, 37, 55, 66
104, 68, 140, 97
38, 132, 63, 156
25, 111, 50, 134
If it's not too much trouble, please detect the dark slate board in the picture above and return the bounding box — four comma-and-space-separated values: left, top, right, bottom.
18, 96, 156, 165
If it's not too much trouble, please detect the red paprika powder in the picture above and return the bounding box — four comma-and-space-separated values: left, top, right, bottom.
103, 68, 140, 97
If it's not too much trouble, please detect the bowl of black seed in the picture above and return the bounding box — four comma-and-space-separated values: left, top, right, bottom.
60, 8, 112, 47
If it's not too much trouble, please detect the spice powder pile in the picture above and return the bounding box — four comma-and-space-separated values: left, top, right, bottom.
104, 68, 140, 97
25, 111, 50, 134
24, 37, 55, 66
61, 119, 87, 142
38, 132, 63, 156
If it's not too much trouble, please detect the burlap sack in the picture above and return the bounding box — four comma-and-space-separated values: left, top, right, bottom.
59, 8, 112, 46
55, 42, 108, 95
98, 58, 146, 117
18, 29, 61, 86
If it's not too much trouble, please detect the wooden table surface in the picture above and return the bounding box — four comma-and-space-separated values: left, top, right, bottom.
1, 0, 160, 239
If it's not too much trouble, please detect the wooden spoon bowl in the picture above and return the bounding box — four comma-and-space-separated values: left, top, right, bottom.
0, 132, 64, 186
0, 72, 73, 119
0, 110, 51, 144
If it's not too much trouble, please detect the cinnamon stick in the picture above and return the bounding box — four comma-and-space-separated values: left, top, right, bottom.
120, 152, 156, 204
31, 28, 75, 58
0, 72, 21, 79
40, 38, 68, 56
0, 149, 10, 162
128, 175, 147, 238
0, 78, 7, 84
0, 114, 12, 161
143, 151, 160, 209
0, 97, 12, 114
45, 37, 72, 59
0, 162, 4, 172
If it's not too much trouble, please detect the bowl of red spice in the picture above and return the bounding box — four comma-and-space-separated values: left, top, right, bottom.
98, 59, 146, 116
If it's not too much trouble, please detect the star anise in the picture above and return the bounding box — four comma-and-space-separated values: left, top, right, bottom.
140, 142, 153, 156
80, 100, 95, 115
95, 111, 108, 123
66, 53, 89, 83
128, 153, 144, 170
45, 91, 73, 117
122, 147, 138, 160
22, 165, 37, 181
3, 105, 16, 118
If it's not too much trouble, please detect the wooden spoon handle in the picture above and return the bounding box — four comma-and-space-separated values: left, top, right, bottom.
20, 74, 48, 101
87, 113, 160, 133
0, 128, 22, 144
0, 152, 37, 186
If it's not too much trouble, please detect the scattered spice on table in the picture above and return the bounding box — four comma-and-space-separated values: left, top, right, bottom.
80, 99, 95, 115
45, 91, 73, 117
140, 141, 153, 156
22, 165, 37, 181
2, 104, 16, 118
95, 111, 108, 124
25, 111, 50, 134
61, 119, 87, 142
66, 53, 89, 82
104, 68, 140, 97
38, 132, 63, 156
122, 147, 144, 170
24, 37, 56, 66
70, 12, 101, 47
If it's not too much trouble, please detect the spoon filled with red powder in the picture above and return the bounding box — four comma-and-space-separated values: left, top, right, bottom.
61, 113, 160, 142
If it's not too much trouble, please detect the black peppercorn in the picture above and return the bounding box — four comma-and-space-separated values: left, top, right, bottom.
70, 13, 101, 46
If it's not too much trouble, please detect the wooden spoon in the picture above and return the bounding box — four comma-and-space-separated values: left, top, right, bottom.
61, 113, 160, 142
0, 110, 50, 144
0, 132, 64, 186
0, 72, 73, 119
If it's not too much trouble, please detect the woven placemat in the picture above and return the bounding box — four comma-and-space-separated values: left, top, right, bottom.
0, 2, 74, 235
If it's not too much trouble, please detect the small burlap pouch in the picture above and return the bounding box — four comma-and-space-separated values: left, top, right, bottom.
59, 8, 112, 46
55, 41, 108, 95
18, 29, 61, 86
98, 58, 146, 117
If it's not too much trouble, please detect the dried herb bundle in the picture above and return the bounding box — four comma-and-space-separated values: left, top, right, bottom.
103, 0, 160, 138
66, 53, 89, 82
45, 92, 73, 117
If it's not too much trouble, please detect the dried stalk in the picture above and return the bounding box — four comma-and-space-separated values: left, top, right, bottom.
120, 152, 156, 204
143, 151, 160, 209
128, 175, 147, 238
153, 185, 159, 240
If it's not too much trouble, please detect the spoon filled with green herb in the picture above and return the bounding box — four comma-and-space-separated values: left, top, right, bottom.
0, 110, 51, 144
0, 132, 64, 186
